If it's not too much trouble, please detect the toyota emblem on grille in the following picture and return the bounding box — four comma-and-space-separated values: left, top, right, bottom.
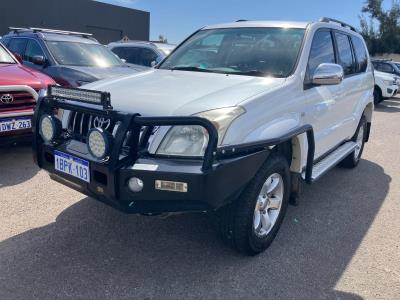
0, 94, 14, 104
93, 117, 111, 130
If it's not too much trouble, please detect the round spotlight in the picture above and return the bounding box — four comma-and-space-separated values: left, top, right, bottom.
39, 115, 60, 142
128, 177, 144, 192
87, 128, 112, 160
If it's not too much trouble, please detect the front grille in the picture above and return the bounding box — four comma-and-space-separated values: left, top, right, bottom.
0, 90, 37, 113
67, 111, 118, 141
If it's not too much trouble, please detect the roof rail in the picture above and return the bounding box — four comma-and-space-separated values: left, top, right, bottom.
8, 27, 93, 37
319, 17, 356, 32
236, 19, 248, 22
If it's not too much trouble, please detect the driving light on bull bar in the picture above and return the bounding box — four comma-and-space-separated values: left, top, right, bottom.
39, 115, 60, 142
87, 128, 112, 159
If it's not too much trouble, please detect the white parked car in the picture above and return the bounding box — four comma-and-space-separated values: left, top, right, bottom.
108, 41, 176, 67
33, 17, 374, 255
373, 70, 398, 104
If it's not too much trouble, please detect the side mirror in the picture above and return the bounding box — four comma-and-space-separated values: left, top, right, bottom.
312, 63, 344, 86
12, 52, 23, 64
32, 55, 45, 66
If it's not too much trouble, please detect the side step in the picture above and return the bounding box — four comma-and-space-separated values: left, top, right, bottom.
303, 141, 357, 183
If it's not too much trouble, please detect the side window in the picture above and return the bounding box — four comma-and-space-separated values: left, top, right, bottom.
7, 38, 27, 57
138, 48, 158, 67
307, 30, 336, 82
25, 40, 45, 63
334, 32, 355, 76
351, 36, 368, 73
112, 47, 140, 65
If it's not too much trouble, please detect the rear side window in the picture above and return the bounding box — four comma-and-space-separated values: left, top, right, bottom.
351, 36, 368, 73
7, 38, 27, 56
307, 30, 336, 82
334, 32, 354, 75
112, 47, 141, 65
25, 40, 45, 63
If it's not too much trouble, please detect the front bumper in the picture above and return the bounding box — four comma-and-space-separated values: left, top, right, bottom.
383, 85, 398, 97
39, 143, 270, 213
33, 88, 315, 214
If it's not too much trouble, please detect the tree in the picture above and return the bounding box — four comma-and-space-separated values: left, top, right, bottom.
361, 0, 400, 54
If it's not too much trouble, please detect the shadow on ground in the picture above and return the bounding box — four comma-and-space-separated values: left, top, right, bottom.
0, 144, 38, 188
0, 159, 390, 299
375, 96, 400, 112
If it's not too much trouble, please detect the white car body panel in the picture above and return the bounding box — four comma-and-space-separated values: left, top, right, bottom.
75, 20, 374, 171
374, 70, 398, 98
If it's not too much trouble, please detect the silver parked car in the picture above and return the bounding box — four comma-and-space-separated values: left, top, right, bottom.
108, 41, 176, 67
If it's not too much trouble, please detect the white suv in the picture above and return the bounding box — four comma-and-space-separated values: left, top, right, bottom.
373, 70, 398, 104
33, 18, 374, 255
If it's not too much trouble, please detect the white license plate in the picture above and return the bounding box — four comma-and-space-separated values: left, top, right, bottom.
54, 151, 90, 183
0, 118, 31, 132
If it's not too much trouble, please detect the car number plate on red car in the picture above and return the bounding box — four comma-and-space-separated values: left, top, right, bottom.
0, 117, 31, 132
54, 150, 90, 183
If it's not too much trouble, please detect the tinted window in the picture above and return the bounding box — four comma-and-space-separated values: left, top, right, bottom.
46, 42, 123, 67
25, 40, 45, 63
307, 30, 336, 82
112, 47, 141, 65
351, 36, 368, 73
335, 32, 354, 75
139, 48, 158, 67
160, 27, 306, 77
7, 38, 27, 57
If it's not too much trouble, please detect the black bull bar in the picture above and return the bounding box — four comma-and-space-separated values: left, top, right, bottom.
32, 89, 315, 214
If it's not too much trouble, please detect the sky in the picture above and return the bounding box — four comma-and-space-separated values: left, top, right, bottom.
95, 0, 391, 44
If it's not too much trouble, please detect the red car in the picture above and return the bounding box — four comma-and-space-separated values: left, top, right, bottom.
0, 43, 55, 145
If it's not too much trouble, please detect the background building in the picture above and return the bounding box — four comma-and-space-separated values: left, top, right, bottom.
0, 0, 149, 44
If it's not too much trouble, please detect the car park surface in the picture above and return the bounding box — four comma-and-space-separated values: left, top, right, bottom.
0, 98, 399, 299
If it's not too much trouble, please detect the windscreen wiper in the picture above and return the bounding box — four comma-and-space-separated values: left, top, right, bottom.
170, 66, 213, 73
228, 70, 269, 77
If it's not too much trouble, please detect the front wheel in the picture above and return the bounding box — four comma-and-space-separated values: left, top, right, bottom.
218, 154, 290, 256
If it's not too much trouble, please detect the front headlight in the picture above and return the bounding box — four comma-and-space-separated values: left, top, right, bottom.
156, 106, 245, 156
383, 79, 396, 86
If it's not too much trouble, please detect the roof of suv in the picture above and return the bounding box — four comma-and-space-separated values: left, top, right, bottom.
204, 21, 310, 30
203, 18, 358, 33
3, 30, 99, 44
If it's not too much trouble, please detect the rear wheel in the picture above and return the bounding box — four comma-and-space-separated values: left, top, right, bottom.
374, 86, 383, 104
339, 116, 367, 168
218, 154, 290, 256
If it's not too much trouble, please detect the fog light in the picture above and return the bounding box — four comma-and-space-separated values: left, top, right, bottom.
39, 115, 60, 142
87, 128, 112, 159
128, 177, 144, 192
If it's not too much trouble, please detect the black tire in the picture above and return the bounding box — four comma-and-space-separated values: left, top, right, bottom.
374, 86, 383, 104
339, 116, 367, 169
218, 154, 290, 256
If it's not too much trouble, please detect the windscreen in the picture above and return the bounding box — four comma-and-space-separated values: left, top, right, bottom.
0, 45, 16, 64
47, 41, 124, 67
159, 27, 305, 77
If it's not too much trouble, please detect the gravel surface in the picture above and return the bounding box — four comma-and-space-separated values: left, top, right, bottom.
0, 98, 399, 299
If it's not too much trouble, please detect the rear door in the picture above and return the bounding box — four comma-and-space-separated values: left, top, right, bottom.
332, 31, 369, 143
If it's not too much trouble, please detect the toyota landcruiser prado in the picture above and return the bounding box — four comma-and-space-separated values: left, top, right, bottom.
33, 18, 374, 255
